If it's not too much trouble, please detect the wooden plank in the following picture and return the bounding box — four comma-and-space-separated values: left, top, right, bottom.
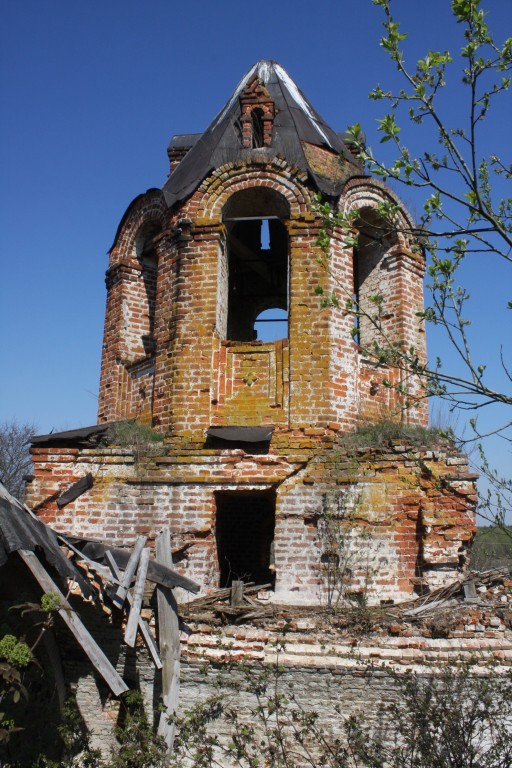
82, 543, 200, 594
231, 580, 243, 606
110, 536, 146, 609
124, 547, 150, 647
56, 473, 94, 508
18, 549, 128, 697
60, 536, 122, 587
105, 551, 162, 669
183, 582, 270, 609
156, 527, 180, 755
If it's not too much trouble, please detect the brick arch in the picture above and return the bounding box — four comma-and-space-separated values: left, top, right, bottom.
109, 190, 167, 267
197, 162, 313, 221
339, 178, 416, 249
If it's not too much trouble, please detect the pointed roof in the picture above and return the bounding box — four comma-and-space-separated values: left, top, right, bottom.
162, 61, 361, 208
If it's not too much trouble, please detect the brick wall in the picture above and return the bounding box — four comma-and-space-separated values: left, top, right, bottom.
98, 160, 428, 436
27, 436, 476, 605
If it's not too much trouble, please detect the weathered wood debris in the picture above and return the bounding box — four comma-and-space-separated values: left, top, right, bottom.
182, 581, 275, 622
0, 481, 201, 754
390, 567, 510, 621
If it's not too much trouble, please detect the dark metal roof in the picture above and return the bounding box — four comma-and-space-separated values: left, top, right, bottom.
0, 482, 93, 597
168, 133, 202, 151
207, 427, 274, 443
31, 423, 110, 447
163, 60, 361, 208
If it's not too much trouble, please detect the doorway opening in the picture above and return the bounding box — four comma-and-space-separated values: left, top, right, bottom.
215, 491, 276, 588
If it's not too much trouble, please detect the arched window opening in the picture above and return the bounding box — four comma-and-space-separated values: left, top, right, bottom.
251, 108, 265, 148
222, 189, 290, 342
353, 208, 397, 349
135, 222, 161, 355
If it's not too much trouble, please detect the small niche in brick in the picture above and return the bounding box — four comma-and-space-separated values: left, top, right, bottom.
215, 491, 276, 588
239, 74, 275, 148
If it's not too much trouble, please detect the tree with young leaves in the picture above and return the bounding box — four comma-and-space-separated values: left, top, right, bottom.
317, 0, 511, 526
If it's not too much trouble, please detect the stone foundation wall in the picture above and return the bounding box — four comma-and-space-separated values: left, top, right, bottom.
62, 611, 512, 758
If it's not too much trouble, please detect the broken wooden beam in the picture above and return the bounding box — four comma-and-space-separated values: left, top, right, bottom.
18, 549, 128, 697
105, 550, 162, 669
231, 580, 243, 606
81, 542, 200, 594
110, 536, 146, 609
56, 473, 94, 508
156, 527, 181, 755
124, 547, 150, 647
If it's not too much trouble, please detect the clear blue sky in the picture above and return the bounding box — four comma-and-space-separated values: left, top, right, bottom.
1, 0, 510, 487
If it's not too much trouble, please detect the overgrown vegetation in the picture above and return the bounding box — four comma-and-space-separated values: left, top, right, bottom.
106, 421, 165, 466
346, 664, 512, 768
339, 419, 451, 449
0, 592, 63, 760
5, 659, 510, 767
166, 655, 512, 768
317, 487, 377, 613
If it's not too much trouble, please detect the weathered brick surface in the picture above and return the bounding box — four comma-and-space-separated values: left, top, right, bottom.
97, 160, 428, 434
60, 609, 512, 758
27, 439, 477, 604
29, 68, 475, 608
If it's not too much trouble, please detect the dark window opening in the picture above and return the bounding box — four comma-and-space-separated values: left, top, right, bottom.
353, 209, 397, 348
251, 108, 265, 148
226, 217, 288, 341
215, 492, 276, 588
135, 222, 161, 355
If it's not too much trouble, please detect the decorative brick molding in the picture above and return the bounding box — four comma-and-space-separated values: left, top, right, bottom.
239, 74, 276, 148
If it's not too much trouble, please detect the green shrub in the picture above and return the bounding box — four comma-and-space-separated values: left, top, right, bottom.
340, 419, 451, 449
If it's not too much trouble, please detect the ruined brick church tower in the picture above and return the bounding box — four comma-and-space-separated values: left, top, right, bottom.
29, 62, 476, 604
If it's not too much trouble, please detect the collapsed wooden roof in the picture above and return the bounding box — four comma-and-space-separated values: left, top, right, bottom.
0, 480, 199, 715
0, 481, 93, 597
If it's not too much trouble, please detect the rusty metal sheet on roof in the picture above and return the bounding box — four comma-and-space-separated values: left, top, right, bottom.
207, 427, 273, 443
